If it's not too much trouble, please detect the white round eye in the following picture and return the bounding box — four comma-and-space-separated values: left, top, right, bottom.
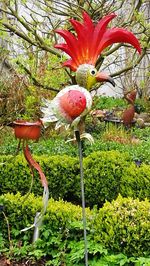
90, 69, 97, 76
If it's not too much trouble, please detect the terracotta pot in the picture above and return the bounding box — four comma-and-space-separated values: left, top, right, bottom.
13, 120, 42, 140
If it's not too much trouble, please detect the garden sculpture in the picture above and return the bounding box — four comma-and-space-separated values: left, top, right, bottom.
122, 89, 137, 127
41, 12, 141, 266
42, 12, 141, 134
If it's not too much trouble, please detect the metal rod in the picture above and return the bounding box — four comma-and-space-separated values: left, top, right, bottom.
75, 130, 88, 266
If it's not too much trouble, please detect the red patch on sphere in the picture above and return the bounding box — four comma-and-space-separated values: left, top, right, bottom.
60, 90, 86, 119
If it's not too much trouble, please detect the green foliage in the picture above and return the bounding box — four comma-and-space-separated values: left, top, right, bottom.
1, 124, 150, 164
92, 96, 127, 110
83, 150, 130, 206
0, 193, 150, 264
23, 88, 39, 120
31, 138, 77, 157
93, 195, 150, 257
84, 126, 150, 164
83, 150, 150, 207
82, 137, 150, 163
0, 151, 150, 207
92, 96, 149, 117
41, 53, 68, 89
133, 127, 150, 141
0, 76, 25, 124
14, 50, 68, 90
1, 48, 68, 122
120, 163, 150, 199
1, 136, 150, 164
0, 154, 79, 203
0, 193, 90, 264
88, 255, 150, 266
134, 10, 150, 50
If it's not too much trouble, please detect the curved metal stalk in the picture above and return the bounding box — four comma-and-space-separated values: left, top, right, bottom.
75, 130, 88, 266
21, 142, 49, 236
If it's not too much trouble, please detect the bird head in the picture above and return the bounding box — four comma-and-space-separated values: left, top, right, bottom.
76, 64, 115, 90
55, 12, 141, 90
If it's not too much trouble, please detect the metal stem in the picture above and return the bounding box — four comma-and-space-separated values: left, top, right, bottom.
32, 212, 42, 243
75, 130, 88, 266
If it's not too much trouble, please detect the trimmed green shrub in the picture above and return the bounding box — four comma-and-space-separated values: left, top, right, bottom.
0, 151, 150, 207
83, 150, 149, 206
120, 163, 150, 199
0, 155, 32, 194
0, 192, 93, 264
0, 192, 88, 240
83, 151, 131, 206
0, 154, 80, 203
93, 195, 150, 257
83, 151, 150, 206
0, 193, 149, 263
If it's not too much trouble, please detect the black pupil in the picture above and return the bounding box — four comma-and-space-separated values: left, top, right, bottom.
91, 70, 95, 75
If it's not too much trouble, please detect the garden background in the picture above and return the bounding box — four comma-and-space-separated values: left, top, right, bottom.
0, 0, 150, 265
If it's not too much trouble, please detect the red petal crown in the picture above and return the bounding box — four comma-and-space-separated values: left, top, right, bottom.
54, 12, 141, 71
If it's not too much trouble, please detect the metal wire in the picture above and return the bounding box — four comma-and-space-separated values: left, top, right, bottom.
75, 130, 88, 266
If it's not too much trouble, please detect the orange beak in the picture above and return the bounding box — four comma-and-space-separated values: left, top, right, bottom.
96, 72, 115, 87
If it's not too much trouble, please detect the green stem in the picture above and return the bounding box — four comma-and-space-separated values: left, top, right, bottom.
2, 211, 13, 253
75, 130, 88, 266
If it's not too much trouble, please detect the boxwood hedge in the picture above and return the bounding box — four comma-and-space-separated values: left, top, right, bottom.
93, 195, 150, 257
0, 193, 149, 261
0, 151, 150, 207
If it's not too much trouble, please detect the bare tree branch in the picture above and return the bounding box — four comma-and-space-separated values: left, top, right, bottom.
16, 61, 59, 92
111, 48, 147, 77
1, 0, 149, 95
